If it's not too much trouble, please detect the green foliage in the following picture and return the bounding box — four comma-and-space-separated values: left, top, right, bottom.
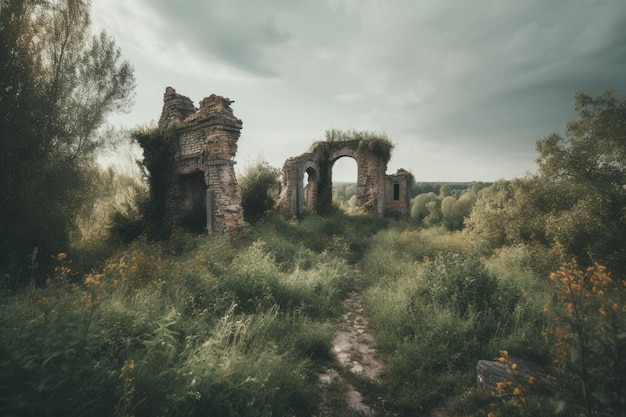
238, 158, 281, 223
360, 228, 553, 414
2, 157, 623, 417
410, 192, 441, 226
0, 229, 348, 417
71, 165, 149, 268
410, 184, 482, 231
132, 124, 179, 239
467, 90, 626, 273
332, 182, 358, 213
0, 0, 135, 280
325, 128, 394, 162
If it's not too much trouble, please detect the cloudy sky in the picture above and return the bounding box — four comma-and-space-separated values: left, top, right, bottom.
92, 0, 626, 182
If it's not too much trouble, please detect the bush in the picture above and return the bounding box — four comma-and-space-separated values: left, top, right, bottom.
238, 158, 281, 223
361, 228, 549, 414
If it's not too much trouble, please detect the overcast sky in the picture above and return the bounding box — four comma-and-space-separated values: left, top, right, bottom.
93, 0, 626, 182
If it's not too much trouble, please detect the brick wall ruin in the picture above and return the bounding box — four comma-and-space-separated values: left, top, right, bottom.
278, 140, 412, 218
158, 87, 245, 236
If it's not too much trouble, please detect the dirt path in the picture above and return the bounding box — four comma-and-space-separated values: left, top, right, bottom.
317, 290, 385, 416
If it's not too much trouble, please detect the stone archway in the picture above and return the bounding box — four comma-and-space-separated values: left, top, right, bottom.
278, 137, 411, 218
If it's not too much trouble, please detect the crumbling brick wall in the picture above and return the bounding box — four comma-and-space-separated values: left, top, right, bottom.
278, 140, 411, 218
158, 87, 245, 236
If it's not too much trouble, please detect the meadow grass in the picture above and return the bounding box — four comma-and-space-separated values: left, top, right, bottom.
1, 214, 623, 416
0, 222, 355, 417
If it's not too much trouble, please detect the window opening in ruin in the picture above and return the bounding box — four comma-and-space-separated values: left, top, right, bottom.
393, 183, 400, 201
302, 167, 317, 211
332, 156, 358, 212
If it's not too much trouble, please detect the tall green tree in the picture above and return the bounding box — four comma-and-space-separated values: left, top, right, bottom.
467, 90, 626, 271
0, 0, 135, 278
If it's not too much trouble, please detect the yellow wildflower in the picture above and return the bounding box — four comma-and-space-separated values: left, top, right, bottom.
57, 252, 67, 260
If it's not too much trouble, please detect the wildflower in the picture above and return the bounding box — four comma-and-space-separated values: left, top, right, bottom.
57, 252, 67, 260
85, 274, 101, 287
513, 387, 521, 396
567, 302, 574, 312
543, 306, 551, 313
488, 412, 495, 417
511, 363, 518, 371
496, 382, 507, 391
528, 376, 535, 385
599, 306, 607, 317
541, 330, 548, 338
612, 303, 618, 311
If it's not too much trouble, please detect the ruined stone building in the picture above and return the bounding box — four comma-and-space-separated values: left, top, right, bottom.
278, 139, 412, 218
158, 87, 245, 236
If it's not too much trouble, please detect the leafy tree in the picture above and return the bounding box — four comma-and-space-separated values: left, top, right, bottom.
467, 90, 626, 271
0, 0, 135, 279
239, 158, 281, 223
131, 124, 178, 239
441, 190, 477, 231
410, 192, 442, 227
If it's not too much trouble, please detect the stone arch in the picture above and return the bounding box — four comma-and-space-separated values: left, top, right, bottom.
278, 138, 411, 218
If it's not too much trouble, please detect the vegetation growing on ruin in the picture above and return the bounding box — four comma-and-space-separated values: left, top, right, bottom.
131, 124, 180, 239
325, 128, 394, 162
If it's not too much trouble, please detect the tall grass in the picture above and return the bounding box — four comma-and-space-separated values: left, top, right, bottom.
0, 227, 351, 417
2, 214, 621, 416
361, 228, 555, 414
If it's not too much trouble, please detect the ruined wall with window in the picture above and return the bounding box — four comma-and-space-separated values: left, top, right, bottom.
278, 138, 412, 218
384, 169, 413, 218
158, 87, 245, 236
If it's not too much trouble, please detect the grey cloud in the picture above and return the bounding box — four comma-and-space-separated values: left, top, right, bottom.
137, 0, 294, 77
346, 0, 626, 155
97, 0, 626, 180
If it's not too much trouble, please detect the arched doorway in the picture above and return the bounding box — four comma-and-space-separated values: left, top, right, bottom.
302, 166, 318, 211
331, 156, 358, 213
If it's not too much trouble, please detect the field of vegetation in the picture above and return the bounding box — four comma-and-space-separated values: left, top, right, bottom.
1, 2, 625, 416
2, 206, 625, 417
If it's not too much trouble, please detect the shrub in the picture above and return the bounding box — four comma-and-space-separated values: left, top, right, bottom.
238, 158, 281, 223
